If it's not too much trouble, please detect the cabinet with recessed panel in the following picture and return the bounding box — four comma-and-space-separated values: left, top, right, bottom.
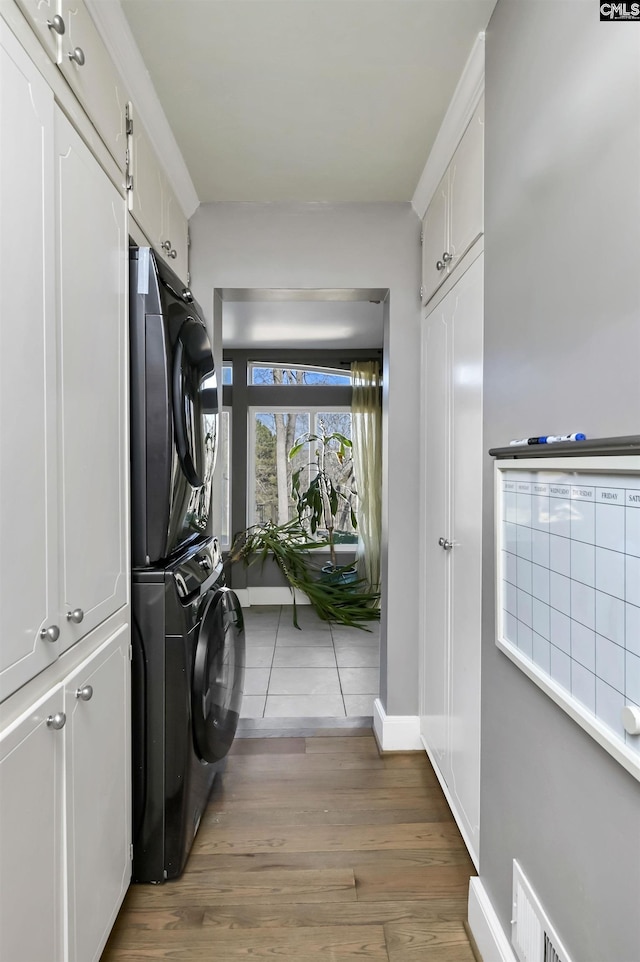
0, 626, 131, 962
129, 110, 189, 281
421, 98, 484, 305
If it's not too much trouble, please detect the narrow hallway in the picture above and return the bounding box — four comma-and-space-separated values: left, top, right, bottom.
102, 729, 477, 961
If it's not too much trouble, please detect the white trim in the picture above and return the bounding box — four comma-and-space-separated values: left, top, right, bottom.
85, 0, 199, 218
468, 877, 517, 962
373, 699, 422, 751
421, 736, 479, 870
412, 32, 485, 219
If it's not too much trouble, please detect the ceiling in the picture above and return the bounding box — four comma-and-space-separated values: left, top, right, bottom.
120, 0, 496, 204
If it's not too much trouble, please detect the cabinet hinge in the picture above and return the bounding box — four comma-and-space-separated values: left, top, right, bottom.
187, 271, 191, 285
419, 285, 424, 300
129, 644, 133, 661
187, 229, 191, 248
126, 173, 134, 192
420, 229, 424, 246
125, 103, 133, 137
130, 843, 134, 860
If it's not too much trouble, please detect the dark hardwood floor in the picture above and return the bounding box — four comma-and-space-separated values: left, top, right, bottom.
101, 728, 477, 961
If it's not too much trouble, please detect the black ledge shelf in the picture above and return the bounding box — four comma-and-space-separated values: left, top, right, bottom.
489, 435, 640, 460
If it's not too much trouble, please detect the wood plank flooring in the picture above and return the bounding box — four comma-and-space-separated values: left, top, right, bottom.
101, 728, 477, 962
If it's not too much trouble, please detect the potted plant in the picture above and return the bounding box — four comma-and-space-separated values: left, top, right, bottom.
228, 517, 379, 629
288, 429, 358, 583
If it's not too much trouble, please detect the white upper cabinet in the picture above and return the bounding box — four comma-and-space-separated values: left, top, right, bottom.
421, 98, 484, 305
11, 0, 128, 169
130, 114, 190, 282
55, 107, 127, 653
0, 22, 60, 701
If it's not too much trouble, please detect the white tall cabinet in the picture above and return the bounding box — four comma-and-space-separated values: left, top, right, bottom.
419, 96, 484, 869
420, 252, 484, 866
0, 10, 131, 961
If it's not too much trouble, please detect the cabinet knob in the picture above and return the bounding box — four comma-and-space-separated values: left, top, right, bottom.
438, 537, 453, 550
68, 46, 86, 67
67, 608, 84, 624
46, 712, 66, 730
161, 239, 172, 251
75, 685, 93, 702
442, 251, 453, 263
47, 15, 65, 35
436, 260, 445, 271
168, 249, 177, 259
40, 624, 60, 642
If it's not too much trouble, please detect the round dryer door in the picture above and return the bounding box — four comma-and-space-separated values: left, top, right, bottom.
172, 317, 215, 488
192, 586, 245, 763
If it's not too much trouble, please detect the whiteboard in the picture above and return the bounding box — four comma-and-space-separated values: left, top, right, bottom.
495, 456, 640, 782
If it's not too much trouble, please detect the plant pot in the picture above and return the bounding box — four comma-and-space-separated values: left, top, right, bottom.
320, 563, 358, 586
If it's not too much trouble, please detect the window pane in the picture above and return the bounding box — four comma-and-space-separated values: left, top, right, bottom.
311, 413, 358, 544
222, 364, 233, 385
253, 411, 309, 525
220, 411, 230, 546
249, 364, 351, 386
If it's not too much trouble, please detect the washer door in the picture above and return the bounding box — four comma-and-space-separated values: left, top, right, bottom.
192, 587, 245, 763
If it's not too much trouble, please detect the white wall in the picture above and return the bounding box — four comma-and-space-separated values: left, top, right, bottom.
481, 3, 640, 960
189, 202, 421, 714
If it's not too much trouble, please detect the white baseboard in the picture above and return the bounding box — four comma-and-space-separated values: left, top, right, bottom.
373, 699, 422, 751
234, 587, 311, 607
421, 736, 479, 870
468, 877, 517, 962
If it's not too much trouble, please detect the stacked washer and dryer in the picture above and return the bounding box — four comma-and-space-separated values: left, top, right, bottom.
129, 248, 245, 883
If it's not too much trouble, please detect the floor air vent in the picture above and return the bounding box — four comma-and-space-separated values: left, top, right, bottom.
512, 861, 573, 962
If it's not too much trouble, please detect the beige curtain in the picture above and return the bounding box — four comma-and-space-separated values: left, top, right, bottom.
351, 360, 382, 593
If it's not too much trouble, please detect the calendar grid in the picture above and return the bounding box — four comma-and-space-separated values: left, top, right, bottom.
498, 468, 640, 759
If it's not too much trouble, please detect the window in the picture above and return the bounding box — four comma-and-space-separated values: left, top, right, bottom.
222, 363, 233, 385
249, 408, 358, 546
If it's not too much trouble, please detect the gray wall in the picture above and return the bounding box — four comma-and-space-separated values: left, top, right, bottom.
189, 202, 421, 714
482, 3, 640, 960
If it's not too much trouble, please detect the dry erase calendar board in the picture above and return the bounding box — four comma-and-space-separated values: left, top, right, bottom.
495, 456, 640, 781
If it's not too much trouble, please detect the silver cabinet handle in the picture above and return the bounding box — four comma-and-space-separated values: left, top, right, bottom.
40, 624, 60, 642
67, 608, 84, 624
168, 249, 177, 259
438, 537, 454, 550
47, 712, 66, 730
436, 260, 445, 271
75, 685, 93, 701
161, 240, 172, 251
68, 47, 85, 66
47, 15, 65, 34
442, 251, 452, 263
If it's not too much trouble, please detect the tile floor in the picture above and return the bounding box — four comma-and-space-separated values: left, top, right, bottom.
241, 604, 380, 719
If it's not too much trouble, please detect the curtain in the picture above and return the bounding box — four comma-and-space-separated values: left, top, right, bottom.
351, 360, 382, 594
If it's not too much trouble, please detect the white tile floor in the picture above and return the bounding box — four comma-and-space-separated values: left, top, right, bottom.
241, 605, 380, 719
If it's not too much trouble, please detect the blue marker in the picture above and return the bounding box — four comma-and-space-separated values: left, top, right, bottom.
545, 433, 586, 443
509, 437, 548, 446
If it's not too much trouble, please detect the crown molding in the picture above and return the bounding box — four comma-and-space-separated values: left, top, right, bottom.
85, 0, 199, 218
411, 32, 485, 220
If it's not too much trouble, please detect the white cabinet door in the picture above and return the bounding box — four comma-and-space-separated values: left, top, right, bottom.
0, 687, 65, 962
420, 311, 450, 771
129, 116, 164, 250
421, 173, 448, 305
55, 108, 127, 653
419, 252, 483, 868
448, 253, 483, 862
58, 0, 127, 168
11, 0, 59, 60
449, 101, 484, 270
163, 176, 189, 283
0, 23, 60, 700
64, 625, 131, 962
